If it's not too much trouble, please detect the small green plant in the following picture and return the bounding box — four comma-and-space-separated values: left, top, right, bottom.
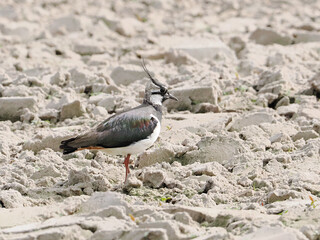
310, 195, 317, 208
278, 210, 288, 215
160, 196, 172, 202
285, 147, 294, 152
235, 85, 248, 93
46, 94, 53, 100
223, 91, 232, 96
89, 92, 102, 97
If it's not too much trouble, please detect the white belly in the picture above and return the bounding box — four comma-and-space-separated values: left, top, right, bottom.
100, 115, 161, 155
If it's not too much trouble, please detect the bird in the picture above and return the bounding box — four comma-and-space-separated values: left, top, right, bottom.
60, 61, 178, 182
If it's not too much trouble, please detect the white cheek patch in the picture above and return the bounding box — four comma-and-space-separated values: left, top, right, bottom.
150, 94, 163, 106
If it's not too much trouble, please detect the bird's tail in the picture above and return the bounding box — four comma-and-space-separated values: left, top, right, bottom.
60, 137, 78, 154
60, 132, 100, 155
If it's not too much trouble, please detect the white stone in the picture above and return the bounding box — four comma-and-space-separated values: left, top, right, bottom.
277, 104, 299, 117
101, 14, 142, 37
49, 16, 81, 35
69, 68, 95, 87
292, 130, 319, 141
0, 20, 38, 42
299, 108, 320, 121
80, 192, 129, 213
39, 109, 59, 121
164, 86, 219, 112
60, 100, 85, 120
239, 226, 308, 240
97, 96, 116, 112
92, 106, 109, 117
181, 136, 249, 165
267, 189, 301, 203
138, 146, 175, 168
227, 112, 275, 131
0, 97, 37, 121
138, 220, 185, 240
143, 170, 166, 188
50, 71, 70, 87
294, 31, 320, 43
0, 190, 29, 208
23, 126, 81, 152
158, 36, 236, 62
73, 39, 106, 55
309, 72, 320, 91
250, 28, 292, 45
121, 228, 168, 240
110, 65, 146, 86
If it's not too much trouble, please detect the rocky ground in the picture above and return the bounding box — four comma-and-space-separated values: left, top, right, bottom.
0, 0, 320, 239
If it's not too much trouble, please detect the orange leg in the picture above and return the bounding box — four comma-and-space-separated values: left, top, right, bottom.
77, 146, 105, 151
124, 154, 131, 182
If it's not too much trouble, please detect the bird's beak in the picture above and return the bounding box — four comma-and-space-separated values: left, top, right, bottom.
168, 92, 178, 101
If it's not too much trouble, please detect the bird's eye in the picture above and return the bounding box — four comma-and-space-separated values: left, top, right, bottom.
160, 88, 167, 94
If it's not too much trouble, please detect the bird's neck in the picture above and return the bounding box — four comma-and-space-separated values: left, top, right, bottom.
143, 97, 163, 114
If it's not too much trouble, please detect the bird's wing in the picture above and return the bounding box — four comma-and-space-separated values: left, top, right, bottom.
62, 111, 159, 152
96, 111, 159, 148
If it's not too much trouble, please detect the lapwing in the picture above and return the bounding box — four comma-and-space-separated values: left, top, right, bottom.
60, 61, 178, 182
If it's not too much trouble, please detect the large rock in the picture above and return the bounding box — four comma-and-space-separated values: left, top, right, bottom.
0, 20, 38, 42
0, 190, 29, 208
254, 67, 295, 95
298, 107, 320, 121
250, 28, 292, 45
73, 39, 106, 55
309, 72, 320, 93
50, 71, 70, 87
180, 136, 249, 165
97, 96, 116, 113
101, 16, 142, 37
2, 85, 32, 97
89, 93, 116, 112
138, 145, 176, 168
49, 15, 81, 35
239, 226, 308, 240
23, 126, 82, 152
110, 65, 146, 86
60, 100, 85, 120
143, 169, 167, 188
292, 130, 319, 141
92, 106, 109, 117
239, 125, 271, 150
227, 112, 275, 131
267, 189, 301, 203
69, 68, 96, 87
164, 86, 219, 112
277, 104, 299, 118
158, 36, 236, 62
80, 192, 129, 213
0, 97, 37, 121
164, 49, 198, 66
138, 220, 190, 240
294, 31, 320, 43
120, 228, 168, 240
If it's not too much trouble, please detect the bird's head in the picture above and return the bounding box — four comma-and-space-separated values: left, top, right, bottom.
142, 60, 178, 106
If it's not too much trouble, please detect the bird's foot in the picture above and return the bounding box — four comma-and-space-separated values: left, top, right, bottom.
124, 154, 131, 183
